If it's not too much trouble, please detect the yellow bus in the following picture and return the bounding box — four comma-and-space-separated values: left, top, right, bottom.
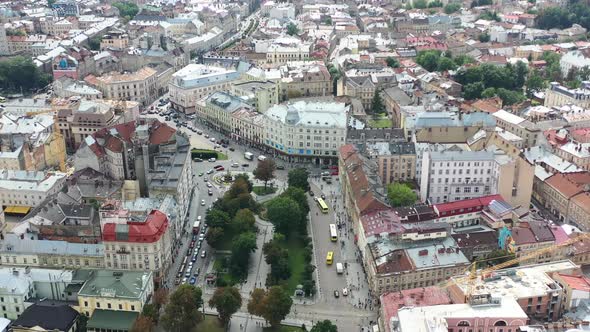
326, 251, 334, 265
329, 224, 337, 242
317, 197, 329, 213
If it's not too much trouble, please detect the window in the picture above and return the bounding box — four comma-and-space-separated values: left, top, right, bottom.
107, 303, 112, 309
97, 302, 100, 308
119, 304, 123, 310
131, 305, 135, 311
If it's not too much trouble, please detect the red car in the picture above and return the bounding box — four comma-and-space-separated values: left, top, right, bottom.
331, 171, 339, 176
216, 167, 225, 171
329, 166, 338, 170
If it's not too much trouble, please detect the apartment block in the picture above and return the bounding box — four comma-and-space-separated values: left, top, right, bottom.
168, 64, 239, 114
545, 82, 590, 109
542, 172, 590, 229
78, 270, 153, 317
364, 142, 416, 184
85, 67, 158, 106
196, 92, 254, 135
102, 210, 172, 283
231, 80, 280, 113
448, 260, 580, 321
0, 170, 66, 214
264, 100, 348, 163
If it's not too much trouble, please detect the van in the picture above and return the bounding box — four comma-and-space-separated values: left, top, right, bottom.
197, 215, 202, 222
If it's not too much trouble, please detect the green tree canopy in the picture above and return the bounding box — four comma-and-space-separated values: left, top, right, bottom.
286, 22, 299, 36
230, 232, 257, 277
386, 183, 417, 207
206, 209, 231, 229
526, 70, 547, 97
253, 159, 276, 189
205, 227, 224, 248
416, 50, 441, 72
232, 208, 256, 233
208, 287, 242, 326
437, 57, 458, 72
261, 286, 293, 328
281, 186, 310, 216
0, 57, 52, 93
370, 90, 385, 115
247, 288, 266, 317
113, 2, 139, 19
266, 196, 302, 236
311, 320, 338, 332
161, 285, 203, 332
478, 32, 490, 42
444, 3, 461, 13
413, 0, 428, 8
288, 168, 310, 192
386, 56, 400, 68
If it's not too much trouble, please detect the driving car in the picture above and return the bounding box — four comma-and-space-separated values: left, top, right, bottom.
198, 172, 204, 176
276, 165, 285, 170
342, 288, 348, 296
216, 166, 225, 171
309, 191, 315, 196
208, 190, 213, 196
201, 199, 205, 206
182, 277, 188, 284
229, 147, 235, 151
204, 134, 209, 138
206, 169, 214, 174
321, 194, 326, 199
189, 276, 196, 284
232, 163, 239, 168
214, 165, 223, 169
207, 183, 212, 188
201, 251, 207, 258
241, 163, 249, 167
334, 290, 340, 298
210, 137, 216, 142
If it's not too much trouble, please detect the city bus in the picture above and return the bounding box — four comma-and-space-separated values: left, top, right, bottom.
326, 251, 334, 265
316, 198, 329, 213
329, 224, 337, 242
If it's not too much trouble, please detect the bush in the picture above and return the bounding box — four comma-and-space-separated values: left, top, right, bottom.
191, 149, 218, 160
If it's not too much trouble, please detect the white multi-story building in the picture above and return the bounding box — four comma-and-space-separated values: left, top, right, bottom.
420, 150, 501, 204
560, 49, 590, 78
264, 101, 348, 163
85, 68, 158, 107
545, 82, 590, 109
0, 170, 66, 212
168, 64, 240, 114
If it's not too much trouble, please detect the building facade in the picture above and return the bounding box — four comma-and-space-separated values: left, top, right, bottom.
85, 68, 158, 106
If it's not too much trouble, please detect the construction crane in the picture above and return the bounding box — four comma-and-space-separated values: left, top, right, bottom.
443, 231, 590, 300
24, 108, 67, 172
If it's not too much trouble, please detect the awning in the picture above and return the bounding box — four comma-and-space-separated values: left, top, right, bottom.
4, 206, 30, 214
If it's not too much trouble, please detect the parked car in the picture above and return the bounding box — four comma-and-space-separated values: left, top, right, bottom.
216, 166, 225, 171
208, 158, 216, 162
241, 163, 249, 167
214, 165, 223, 169
342, 288, 348, 296
206, 169, 214, 174
201, 199, 205, 206
232, 163, 239, 168
309, 191, 315, 196
334, 290, 339, 298
201, 251, 207, 258
229, 147, 235, 151
208, 190, 213, 196
194, 158, 203, 162
207, 183, 212, 188
276, 165, 285, 170
189, 276, 196, 285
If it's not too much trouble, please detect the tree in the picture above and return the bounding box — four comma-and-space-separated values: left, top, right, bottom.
0, 56, 52, 93
205, 227, 224, 248
323, 17, 333, 25
385, 56, 400, 68
88, 36, 101, 51
386, 183, 417, 207
281, 187, 310, 216
536, 7, 571, 29
437, 57, 457, 72
230, 232, 257, 277
416, 50, 441, 72
227, 177, 250, 199
141, 303, 159, 323
254, 159, 276, 189
153, 288, 169, 307
208, 287, 242, 326
206, 209, 231, 229
428, 0, 443, 7
261, 286, 293, 327
526, 70, 546, 97
413, 0, 428, 8
514, 61, 528, 89
463, 82, 485, 100
478, 33, 490, 42
453, 55, 475, 66
232, 208, 256, 233
131, 315, 155, 332
444, 3, 461, 13
496, 88, 525, 105
267, 196, 302, 236
481, 87, 496, 98
370, 90, 385, 115
234, 173, 253, 192
112, 1, 139, 19
161, 285, 203, 332
286, 22, 299, 36
288, 168, 310, 192
247, 288, 266, 317
311, 320, 338, 332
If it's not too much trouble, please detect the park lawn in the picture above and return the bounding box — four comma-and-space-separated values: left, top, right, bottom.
263, 325, 305, 332
368, 117, 392, 128
253, 186, 277, 196
284, 236, 306, 294
194, 314, 224, 332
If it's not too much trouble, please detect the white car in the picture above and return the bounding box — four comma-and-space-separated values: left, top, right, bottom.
342, 288, 349, 296
201, 251, 207, 258
210, 137, 216, 142
207, 183, 212, 188
231, 162, 239, 168
208, 158, 216, 162
201, 199, 205, 206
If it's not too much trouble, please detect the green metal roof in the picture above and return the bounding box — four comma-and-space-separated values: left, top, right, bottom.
87, 309, 138, 331
78, 270, 152, 299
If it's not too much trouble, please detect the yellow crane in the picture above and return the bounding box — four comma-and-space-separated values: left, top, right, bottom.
443, 231, 590, 300
24, 108, 67, 172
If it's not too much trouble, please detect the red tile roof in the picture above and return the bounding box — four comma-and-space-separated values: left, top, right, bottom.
545, 172, 590, 199
339, 145, 389, 215
556, 273, 590, 292
149, 121, 176, 145
102, 210, 169, 243
550, 225, 570, 245
433, 195, 503, 217
380, 287, 451, 332
375, 250, 414, 274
